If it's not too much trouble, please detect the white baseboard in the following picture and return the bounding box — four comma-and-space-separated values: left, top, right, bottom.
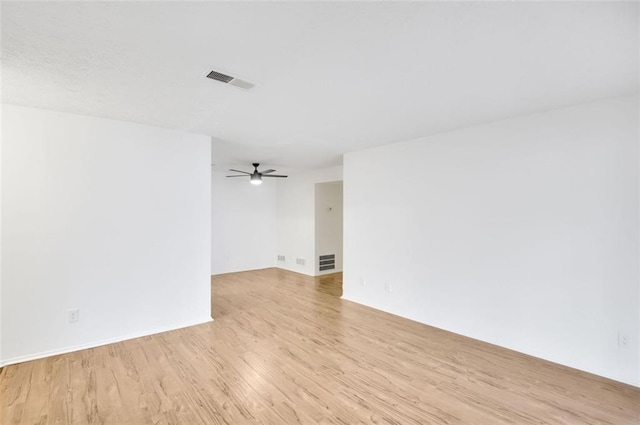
0, 316, 213, 368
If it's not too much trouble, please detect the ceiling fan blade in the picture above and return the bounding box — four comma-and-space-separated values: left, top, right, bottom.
228, 169, 251, 175
262, 174, 288, 178
261, 169, 276, 174
226, 175, 248, 178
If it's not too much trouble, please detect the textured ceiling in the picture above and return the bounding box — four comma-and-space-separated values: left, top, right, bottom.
2, 1, 638, 170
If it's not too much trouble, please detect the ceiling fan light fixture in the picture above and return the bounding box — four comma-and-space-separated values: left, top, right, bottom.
250, 174, 263, 185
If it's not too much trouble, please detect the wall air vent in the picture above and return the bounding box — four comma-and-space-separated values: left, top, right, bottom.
206, 70, 255, 90
206, 70, 234, 83
319, 254, 335, 271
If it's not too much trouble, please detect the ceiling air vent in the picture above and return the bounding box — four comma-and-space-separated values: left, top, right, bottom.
206, 70, 255, 90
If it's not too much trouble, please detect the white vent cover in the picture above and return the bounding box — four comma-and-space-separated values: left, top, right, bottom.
206, 70, 255, 90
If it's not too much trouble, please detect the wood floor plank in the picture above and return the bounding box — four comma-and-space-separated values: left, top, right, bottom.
1, 268, 638, 424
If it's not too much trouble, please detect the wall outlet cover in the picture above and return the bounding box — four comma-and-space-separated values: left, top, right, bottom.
68, 309, 80, 323
618, 332, 629, 348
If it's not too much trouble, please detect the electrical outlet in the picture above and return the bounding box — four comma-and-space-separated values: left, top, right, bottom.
277, 255, 285, 262
618, 332, 629, 348
68, 309, 79, 323
385, 282, 392, 292
296, 258, 305, 266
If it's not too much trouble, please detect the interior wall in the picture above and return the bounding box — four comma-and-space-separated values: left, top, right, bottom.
343, 95, 639, 386
0, 7, 4, 360
211, 169, 277, 275
315, 181, 343, 274
277, 166, 342, 276
0, 102, 3, 363
1, 105, 212, 365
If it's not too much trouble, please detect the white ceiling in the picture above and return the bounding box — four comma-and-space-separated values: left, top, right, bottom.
2, 1, 638, 171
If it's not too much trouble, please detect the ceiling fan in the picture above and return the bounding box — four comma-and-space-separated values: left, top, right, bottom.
227, 163, 288, 185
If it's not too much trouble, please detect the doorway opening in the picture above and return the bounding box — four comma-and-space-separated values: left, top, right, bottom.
314, 181, 344, 293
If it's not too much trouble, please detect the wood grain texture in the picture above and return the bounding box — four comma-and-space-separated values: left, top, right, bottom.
1, 268, 638, 424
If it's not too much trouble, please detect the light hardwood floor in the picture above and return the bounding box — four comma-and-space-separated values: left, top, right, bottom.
1, 268, 638, 424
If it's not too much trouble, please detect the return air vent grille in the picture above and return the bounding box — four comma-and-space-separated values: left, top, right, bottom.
319, 254, 335, 271
206, 70, 255, 90
206, 70, 233, 83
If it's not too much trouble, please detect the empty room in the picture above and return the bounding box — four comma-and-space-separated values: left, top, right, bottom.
1, 1, 639, 424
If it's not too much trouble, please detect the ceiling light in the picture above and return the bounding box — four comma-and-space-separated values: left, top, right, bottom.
250, 174, 262, 185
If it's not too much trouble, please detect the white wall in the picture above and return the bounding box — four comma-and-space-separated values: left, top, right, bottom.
211, 169, 277, 274
315, 181, 343, 274
1, 105, 212, 365
343, 95, 639, 386
277, 166, 342, 276
0, 103, 3, 364
0, 6, 4, 360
